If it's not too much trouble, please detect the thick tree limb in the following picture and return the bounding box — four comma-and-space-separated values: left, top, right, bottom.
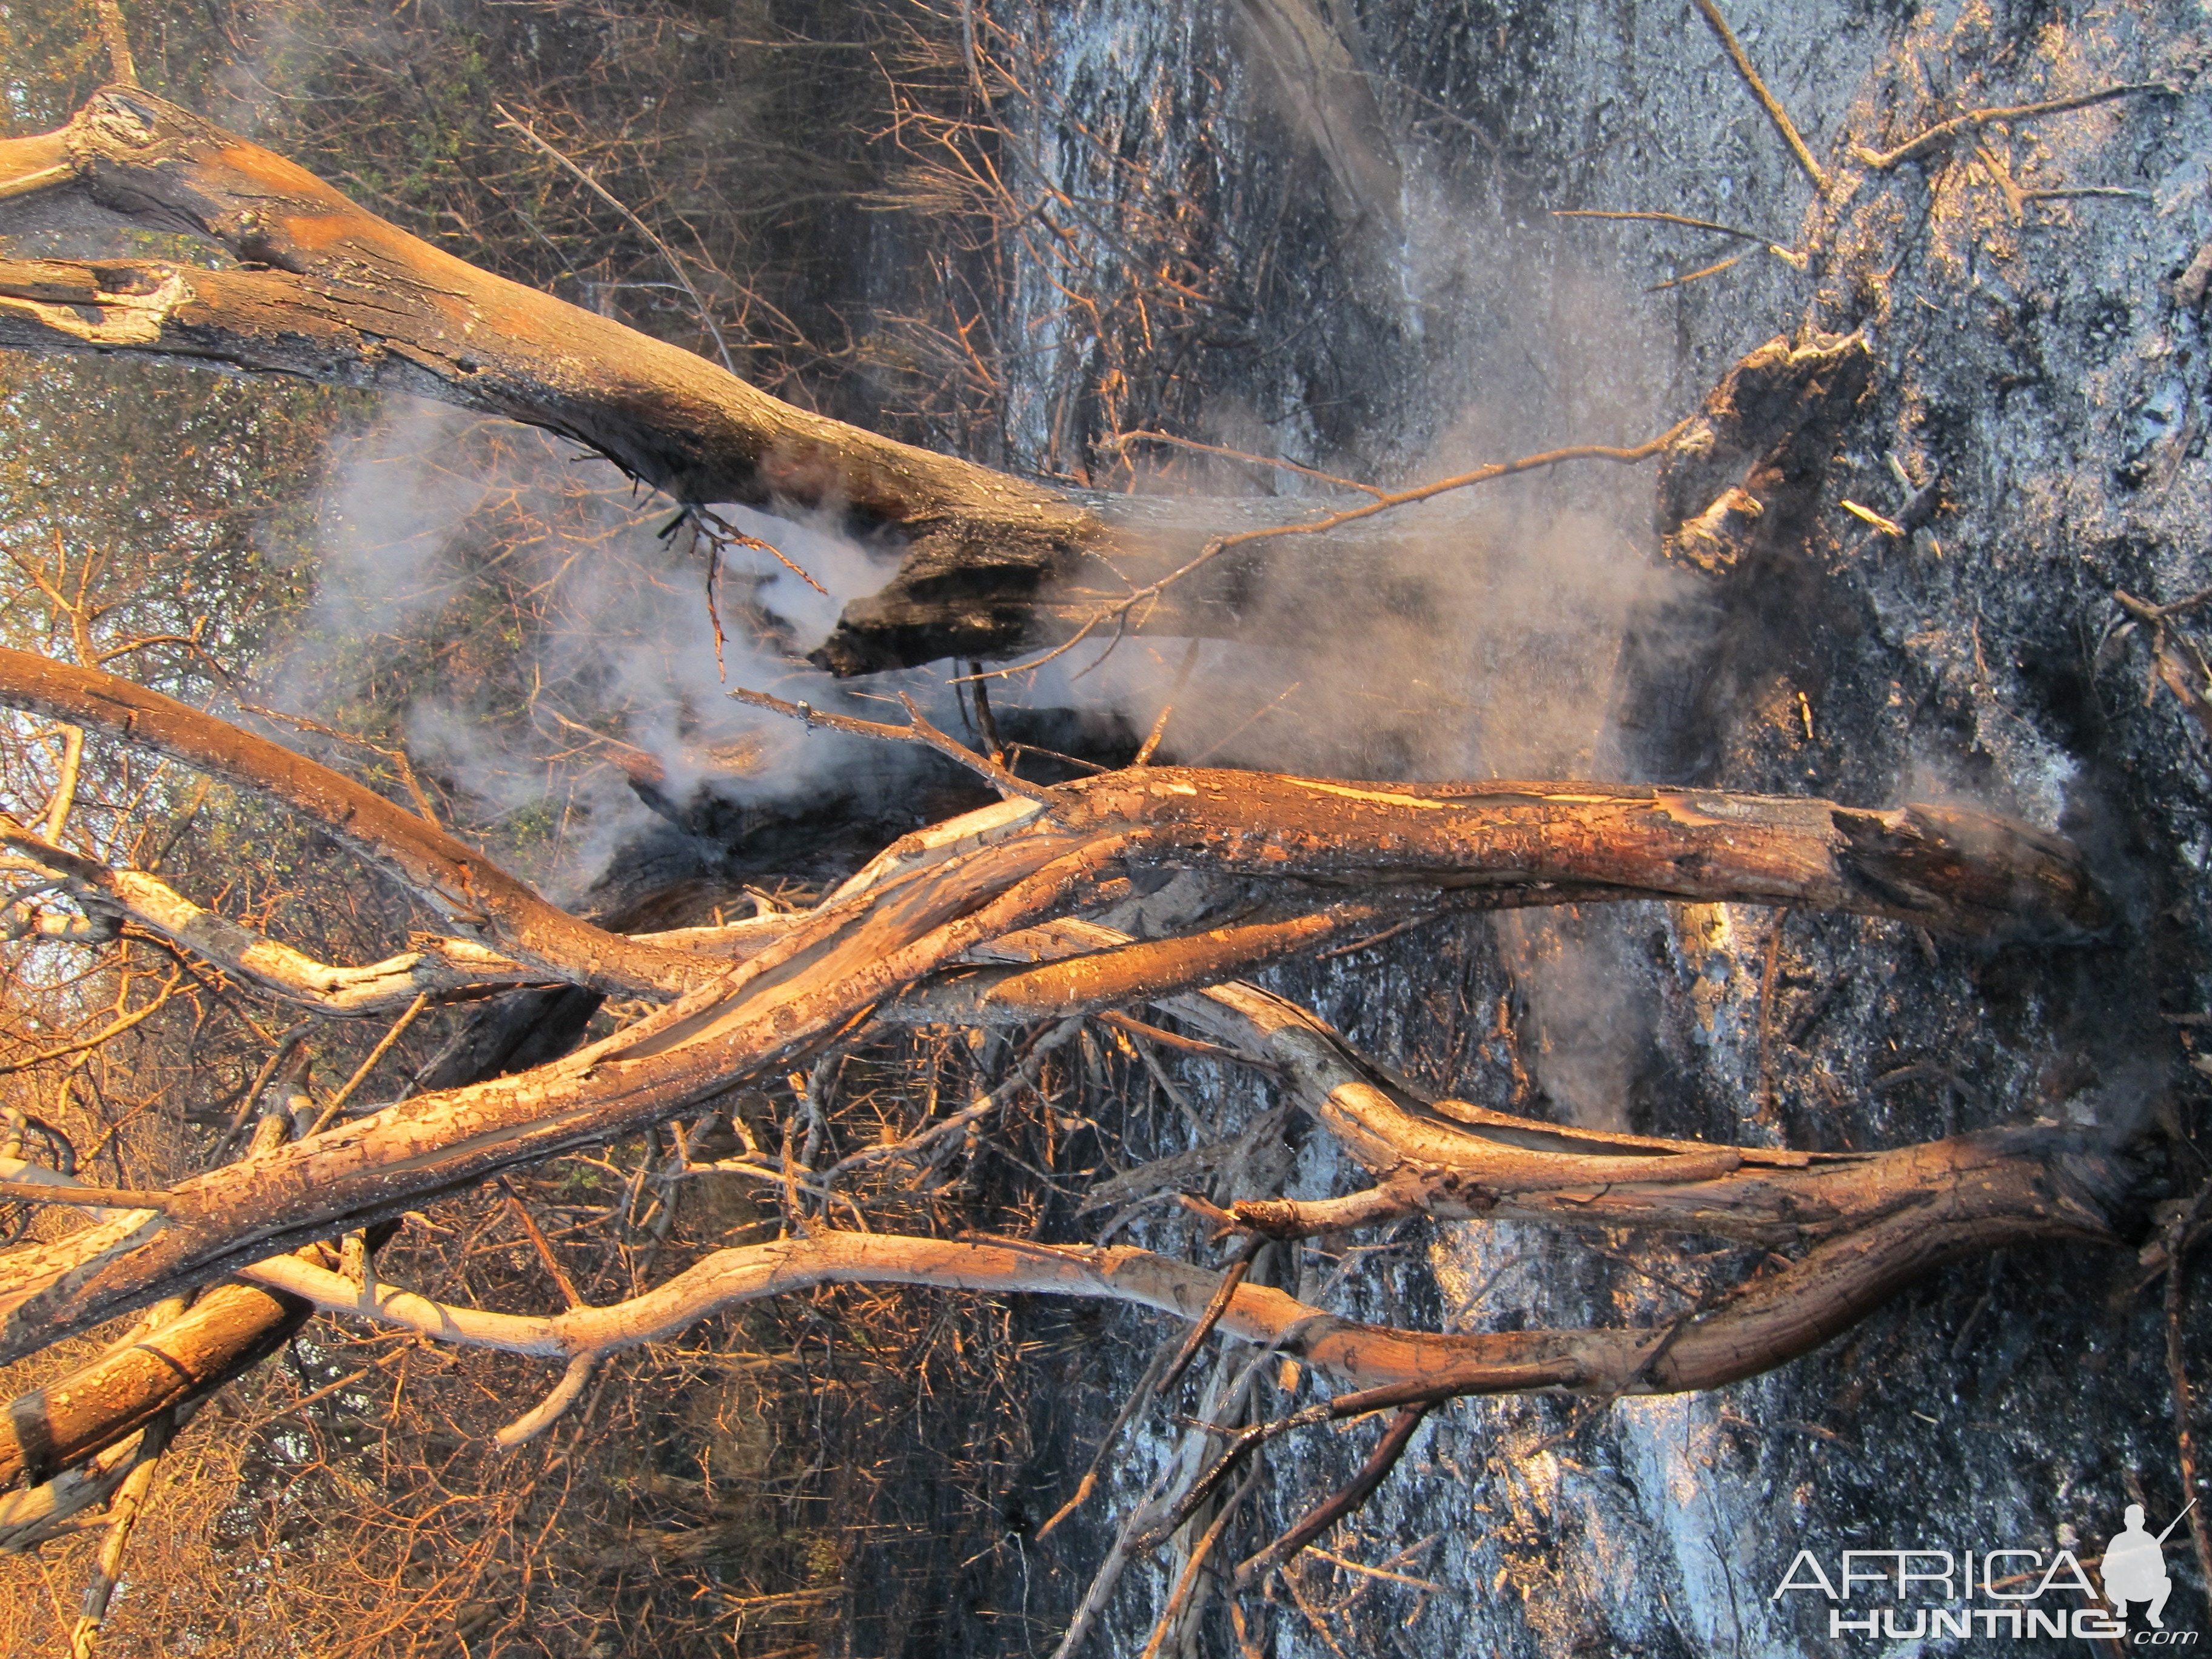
841, 426, 1692, 682
0, 1409, 192, 1554
1225, 1119, 2116, 1244
0, 87, 1111, 665
882, 905, 1427, 1025
1084, 927, 2117, 1245
956, 916, 2128, 1256
0, 87, 1700, 676
232, 1111, 2122, 1446
0, 1281, 307, 1491
0, 89, 1072, 531
0, 762, 2103, 1361
65, 1406, 167, 1656
0, 785, 2117, 1484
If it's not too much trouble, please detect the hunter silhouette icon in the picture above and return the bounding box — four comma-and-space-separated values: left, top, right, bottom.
2103, 1501, 2195, 1627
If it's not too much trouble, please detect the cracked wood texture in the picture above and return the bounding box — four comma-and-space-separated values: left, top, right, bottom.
0, 697, 2105, 1366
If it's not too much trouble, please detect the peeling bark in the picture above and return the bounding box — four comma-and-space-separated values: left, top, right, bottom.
0, 736, 2105, 1366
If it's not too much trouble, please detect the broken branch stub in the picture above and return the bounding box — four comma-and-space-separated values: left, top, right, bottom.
1657, 332, 1874, 574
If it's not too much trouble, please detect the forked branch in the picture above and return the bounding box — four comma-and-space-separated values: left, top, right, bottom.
0, 752, 2106, 1362
1852, 81, 2174, 172
0, 648, 711, 997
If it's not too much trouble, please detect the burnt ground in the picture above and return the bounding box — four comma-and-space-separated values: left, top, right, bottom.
828, 1, 2212, 1655
447, 1, 2212, 1653
5, 2, 2206, 1655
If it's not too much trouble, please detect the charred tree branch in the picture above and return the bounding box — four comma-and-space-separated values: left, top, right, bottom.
0, 768, 2104, 1364
0, 647, 713, 996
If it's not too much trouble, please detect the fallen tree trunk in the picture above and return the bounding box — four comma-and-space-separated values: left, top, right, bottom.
0, 91, 1084, 552
0, 87, 1713, 675
0, 713, 2121, 1503
2, 893, 2127, 1475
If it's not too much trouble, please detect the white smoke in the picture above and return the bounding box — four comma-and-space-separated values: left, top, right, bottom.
273, 400, 933, 899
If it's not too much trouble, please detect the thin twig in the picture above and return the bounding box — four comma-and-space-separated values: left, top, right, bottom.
1647, 252, 1746, 292
1757, 908, 1787, 1119
238, 702, 444, 827
501, 1178, 585, 1309
1842, 499, 1907, 537
1185, 681, 1302, 766
209, 1028, 310, 1164
1095, 1010, 1278, 1073
728, 685, 1061, 809
968, 660, 1007, 765
1156, 1234, 1265, 1398
702, 527, 728, 682
1852, 82, 2173, 172
1279, 1561, 1354, 1659
2115, 591, 2212, 748
2118, 588, 2212, 625
1136, 1462, 1264, 1659
1691, 0, 1828, 191
1315, 916, 1426, 960
0, 1178, 172, 1211
1132, 637, 1202, 768
1141, 1378, 1495, 1565
2166, 1199, 2212, 1601
1036, 1334, 1180, 1542
1552, 208, 1780, 243
1235, 1404, 1431, 1587
692, 506, 825, 596
493, 102, 736, 374
1304, 1544, 1445, 1593
962, 423, 1693, 682
308, 991, 431, 1134
1116, 431, 1384, 497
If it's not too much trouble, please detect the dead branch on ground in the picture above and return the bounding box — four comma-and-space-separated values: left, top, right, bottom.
1851, 82, 2174, 173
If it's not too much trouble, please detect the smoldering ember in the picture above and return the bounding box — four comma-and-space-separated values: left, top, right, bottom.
0, 1, 2207, 1656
